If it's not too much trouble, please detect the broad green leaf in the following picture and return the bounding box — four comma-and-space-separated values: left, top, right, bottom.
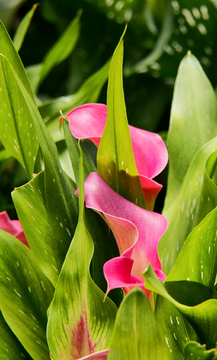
47, 144, 117, 359
0, 54, 39, 178
166, 208, 217, 287
97, 27, 145, 208
144, 265, 217, 349
164, 53, 217, 212
155, 296, 199, 360
0, 230, 54, 360
12, 171, 59, 287
4, 51, 79, 286
184, 341, 217, 360
38, 59, 110, 142
0, 310, 31, 359
39, 10, 81, 85
13, 4, 38, 52
159, 139, 217, 275
107, 287, 168, 360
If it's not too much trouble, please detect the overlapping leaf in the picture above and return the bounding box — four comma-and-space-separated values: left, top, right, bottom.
0, 231, 54, 360
155, 296, 199, 360
1, 48, 79, 287
12, 171, 59, 286
0, 311, 31, 359
184, 341, 217, 360
164, 53, 217, 211
47, 145, 117, 360
0, 21, 38, 178
166, 207, 217, 287
159, 139, 217, 274
97, 27, 145, 208
144, 265, 217, 349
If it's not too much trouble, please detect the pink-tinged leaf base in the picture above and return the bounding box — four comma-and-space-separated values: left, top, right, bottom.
67, 104, 168, 210
57, 303, 97, 360
76, 173, 168, 295
0, 211, 29, 247
75, 349, 109, 360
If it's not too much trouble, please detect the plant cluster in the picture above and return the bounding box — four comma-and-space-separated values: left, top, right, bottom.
0, 2, 217, 360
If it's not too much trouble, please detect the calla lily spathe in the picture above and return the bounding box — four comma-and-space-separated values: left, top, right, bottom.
66, 103, 168, 210
76, 173, 168, 296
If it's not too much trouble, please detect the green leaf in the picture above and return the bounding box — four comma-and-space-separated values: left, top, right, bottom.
159, 139, 217, 275
3, 50, 79, 286
39, 10, 81, 85
47, 144, 117, 359
0, 21, 34, 98
0, 310, 31, 359
155, 296, 199, 360
0, 54, 39, 178
144, 265, 217, 349
184, 341, 216, 360
166, 207, 217, 287
0, 231, 54, 360
13, 4, 38, 52
164, 52, 217, 212
97, 27, 145, 209
107, 287, 168, 360
12, 171, 59, 287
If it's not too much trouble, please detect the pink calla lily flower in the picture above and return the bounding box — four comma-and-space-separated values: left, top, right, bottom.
0, 211, 29, 248
76, 173, 168, 296
66, 103, 168, 210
